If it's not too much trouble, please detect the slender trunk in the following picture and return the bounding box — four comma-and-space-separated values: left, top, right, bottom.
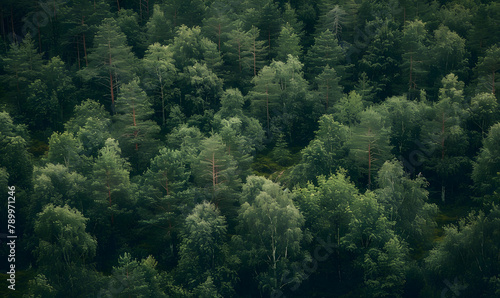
326, 79, 329, 110
160, 82, 165, 126
107, 176, 114, 225
441, 111, 445, 160
132, 100, 138, 151
441, 111, 445, 203
0, 9, 5, 39
368, 141, 371, 189
266, 85, 270, 135
108, 41, 115, 107
409, 54, 413, 90
253, 39, 257, 76
238, 40, 241, 72
82, 17, 88, 66
116, 0, 120, 11
492, 70, 496, 95
37, 21, 41, 52
76, 37, 81, 70
218, 23, 221, 52
10, 7, 15, 43
268, 28, 271, 59
139, 0, 142, 20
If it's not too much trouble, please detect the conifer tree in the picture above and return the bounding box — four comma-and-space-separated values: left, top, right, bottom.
113, 79, 160, 174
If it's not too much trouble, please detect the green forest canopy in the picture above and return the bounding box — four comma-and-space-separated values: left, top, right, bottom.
0, 0, 500, 297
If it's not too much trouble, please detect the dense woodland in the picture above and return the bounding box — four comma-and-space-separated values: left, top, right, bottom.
0, 0, 500, 297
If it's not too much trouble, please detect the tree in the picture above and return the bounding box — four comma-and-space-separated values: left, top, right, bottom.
425, 206, 500, 296
0, 112, 33, 189
475, 45, 500, 97
429, 25, 468, 87
358, 18, 401, 101
305, 29, 344, 80
192, 134, 241, 210
333, 90, 364, 126
379, 95, 426, 157
182, 62, 224, 114
236, 176, 305, 293
64, 99, 112, 157
90, 138, 135, 261
315, 65, 343, 111
289, 115, 350, 185
400, 20, 429, 99
137, 147, 193, 264
1, 33, 43, 112
34, 204, 97, 296
375, 160, 438, 246
78, 18, 137, 111
468, 92, 499, 137
169, 25, 222, 73
276, 22, 302, 61
420, 74, 470, 203
248, 55, 311, 143
472, 123, 500, 199
46, 132, 85, 172
142, 44, 176, 126
102, 253, 166, 297
30, 164, 90, 224
242, 0, 282, 60
146, 4, 173, 45
116, 9, 147, 57
348, 108, 393, 190
113, 79, 161, 174
177, 202, 237, 296
24, 57, 75, 134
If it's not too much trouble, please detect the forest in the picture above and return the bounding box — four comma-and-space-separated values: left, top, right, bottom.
0, 0, 500, 297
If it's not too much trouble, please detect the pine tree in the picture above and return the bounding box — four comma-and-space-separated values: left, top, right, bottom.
78, 18, 137, 111
275, 22, 302, 61
348, 108, 393, 189
305, 29, 344, 80
113, 79, 160, 174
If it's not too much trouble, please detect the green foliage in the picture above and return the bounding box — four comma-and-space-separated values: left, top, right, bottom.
289, 115, 350, 185
236, 176, 305, 293
103, 253, 167, 297
348, 108, 393, 189
0, 111, 33, 189
177, 202, 237, 296
34, 204, 97, 296
276, 23, 302, 61
425, 205, 500, 296
113, 79, 160, 173
375, 160, 438, 247
305, 29, 344, 80
472, 123, 500, 200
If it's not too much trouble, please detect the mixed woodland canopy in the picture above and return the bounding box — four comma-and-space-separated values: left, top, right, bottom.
1, 0, 500, 297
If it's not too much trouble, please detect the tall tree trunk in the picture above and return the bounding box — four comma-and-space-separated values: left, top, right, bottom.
108, 42, 115, 108
82, 17, 88, 66
266, 84, 270, 135
368, 141, 372, 189
218, 23, 221, 52
253, 39, 257, 76
76, 37, 81, 70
